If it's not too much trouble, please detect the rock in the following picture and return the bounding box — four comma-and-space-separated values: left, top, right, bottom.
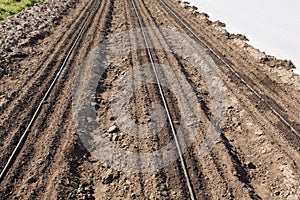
160, 191, 168, 196
77, 186, 86, 194
77, 193, 84, 199
130, 193, 136, 198
198, 13, 209, 20
91, 102, 99, 109
0, 69, 3, 79
27, 177, 37, 184
102, 169, 120, 184
108, 125, 118, 133
228, 106, 234, 110
227, 192, 232, 197
30, 30, 46, 40
112, 135, 119, 141
255, 130, 264, 136
89, 173, 94, 178
10, 51, 28, 58
149, 193, 156, 199
229, 33, 248, 41
16, 25, 23, 31
110, 116, 115, 120
102, 174, 114, 184
247, 162, 256, 169
232, 117, 239, 125
70, 181, 79, 189
213, 20, 226, 27
275, 191, 280, 196
179, 2, 188, 8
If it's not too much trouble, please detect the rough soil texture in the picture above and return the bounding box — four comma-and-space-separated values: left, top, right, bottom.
0, 0, 79, 79
0, 0, 299, 199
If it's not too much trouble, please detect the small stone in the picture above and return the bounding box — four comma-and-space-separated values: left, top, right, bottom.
67, 193, 76, 199
102, 174, 114, 184
232, 117, 238, 125
247, 162, 256, 169
102, 169, 119, 184
112, 135, 119, 141
160, 191, 168, 196
275, 191, 280, 196
91, 102, 97, 107
10, 51, 28, 58
228, 106, 234, 110
110, 116, 115, 120
78, 186, 86, 194
108, 125, 118, 133
149, 193, 155, 199
77, 193, 84, 199
70, 181, 79, 189
89, 173, 94, 178
84, 186, 92, 192
27, 177, 37, 184
173, 120, 180, 125
255, 131, 263, 136
131, 193, 136, 198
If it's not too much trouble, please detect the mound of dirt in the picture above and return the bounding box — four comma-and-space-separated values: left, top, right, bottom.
0, 0, 78, 79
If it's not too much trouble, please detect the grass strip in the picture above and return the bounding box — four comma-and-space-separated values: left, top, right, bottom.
0, 0, 44, 21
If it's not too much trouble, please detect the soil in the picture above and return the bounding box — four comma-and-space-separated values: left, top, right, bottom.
0, 0, 299, 199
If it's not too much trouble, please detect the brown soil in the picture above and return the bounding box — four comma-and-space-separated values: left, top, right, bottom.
0, 0, 299, 199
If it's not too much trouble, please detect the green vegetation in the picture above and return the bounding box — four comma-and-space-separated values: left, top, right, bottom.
0, 0, 43, 21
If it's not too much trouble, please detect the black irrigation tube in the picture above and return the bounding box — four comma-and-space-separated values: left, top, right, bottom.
131, 0, 196, 199
159, 0, 300, 139
0, 0, 101, 183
